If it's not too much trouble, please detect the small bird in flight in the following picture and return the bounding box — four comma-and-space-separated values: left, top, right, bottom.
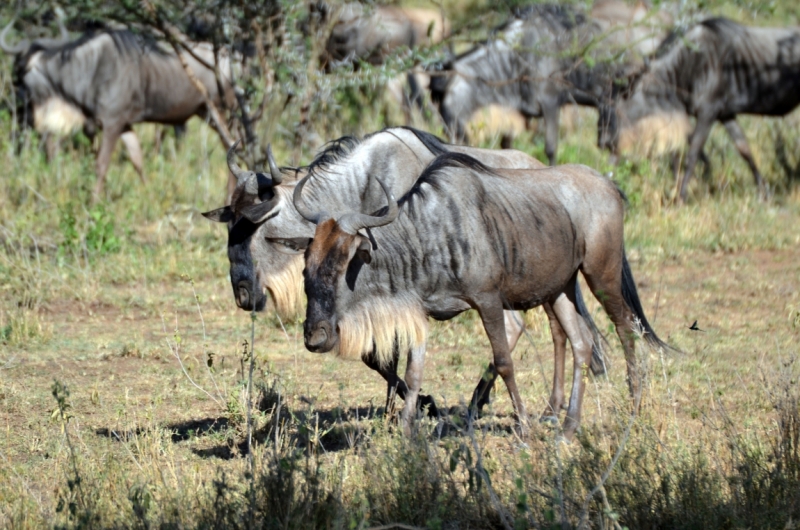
689, 320, 705, 332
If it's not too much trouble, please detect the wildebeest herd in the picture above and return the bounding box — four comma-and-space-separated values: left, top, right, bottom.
6, 1, 800, 437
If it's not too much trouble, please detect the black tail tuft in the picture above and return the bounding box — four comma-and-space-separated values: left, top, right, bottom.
575, 281, 610, 376
621, 251, 675, 352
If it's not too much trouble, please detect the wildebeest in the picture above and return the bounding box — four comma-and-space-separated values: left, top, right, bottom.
322, 4, 450, 126
598, 18, 800, 202
429, 3, 670, 164
1, 18, 150, 174
323, 3, 449, 67
296, 151, 669, 438
2, 23, 237, 197
203, 127, 607, 416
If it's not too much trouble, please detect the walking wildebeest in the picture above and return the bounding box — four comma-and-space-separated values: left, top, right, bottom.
429, 3, 670, 164
296, 151, 669, 438
1, 18, 150, 174
597, 18, 800, 202
2, 24, 237, 198
202, 127, 608, 417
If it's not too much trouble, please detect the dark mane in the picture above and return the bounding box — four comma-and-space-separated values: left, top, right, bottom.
700, 17, 746, 37
394, 152, 495, 209
395, 126, 449, 156
304, 135, 362, 178
46, 29, 167, 62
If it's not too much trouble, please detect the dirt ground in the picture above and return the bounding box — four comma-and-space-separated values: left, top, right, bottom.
2, 245, 799, 504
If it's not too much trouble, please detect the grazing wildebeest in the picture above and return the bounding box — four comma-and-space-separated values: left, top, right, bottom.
296, 152, 669, 438
429, 3, 670, 164
202, 127, 608, 417
598, 18, 800, 202
2, 24, 237, 197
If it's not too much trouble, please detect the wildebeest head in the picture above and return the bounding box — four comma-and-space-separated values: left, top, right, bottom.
203, 144, 310, 316
294, 172, 398, 353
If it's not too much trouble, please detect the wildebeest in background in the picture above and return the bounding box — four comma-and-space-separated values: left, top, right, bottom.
322, 3, 450, 125
323, 3, 449, 67
1, 18, 150, 175
1, 23, 238, 198
202, 127, 608, 416
599, 18, 800, 202
429, 2, 671, 164
296, 152, 669, 438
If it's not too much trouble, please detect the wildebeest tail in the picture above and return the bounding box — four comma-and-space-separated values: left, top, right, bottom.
621, 250, 673, 351
575, 281, 609, 376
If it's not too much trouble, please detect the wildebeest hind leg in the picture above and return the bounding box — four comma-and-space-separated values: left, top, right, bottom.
582, 266, 639, 403
474, 295, 529, 435
541, 302, 567, 425
551, 281, 593, 440
723, 118, 766, 196
120, 128, 145, 184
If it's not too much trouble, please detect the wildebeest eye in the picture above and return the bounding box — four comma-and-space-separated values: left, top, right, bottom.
267, 237, 311, 254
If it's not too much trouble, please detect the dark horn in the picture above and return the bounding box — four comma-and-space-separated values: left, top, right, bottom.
226, 139, 250, 184
292, 173, 325, 224
338, 178, 399, 234
266, 144, 282, 185
0, 19, 27, 54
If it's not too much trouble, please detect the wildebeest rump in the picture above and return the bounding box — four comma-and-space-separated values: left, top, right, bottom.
202, 127, 608, 415
598, 18, 800, 202
429, 3, 669, 165
2, 25, 237, 197
296, 151, 669, 438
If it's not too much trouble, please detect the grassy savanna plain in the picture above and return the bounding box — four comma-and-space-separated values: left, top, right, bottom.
3, 2, 800, 528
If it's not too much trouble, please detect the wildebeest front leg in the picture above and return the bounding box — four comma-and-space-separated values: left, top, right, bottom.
551, 284, 593, 440
469, 310, 525, 414
678, 115, 715, 203
94, 123, 125, 200
400, 342, 427, 436
474, 296, 529, 434
361, 345, 438, 418
723, 118, 766, 196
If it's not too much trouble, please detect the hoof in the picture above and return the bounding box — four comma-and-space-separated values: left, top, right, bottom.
539, 415, 559, 427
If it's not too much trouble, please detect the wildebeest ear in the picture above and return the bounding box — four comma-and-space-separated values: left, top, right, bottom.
202, 206, 234, 223
354, 237, 372, 265
240, 200, 280, 224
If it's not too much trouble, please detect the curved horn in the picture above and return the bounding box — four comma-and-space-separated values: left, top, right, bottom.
226, 139, 251, 185
338, 178, 399, 234
292, 173, 325, 224
54, 7, 69, 41
266, 143, 283, 185
0, 19, 28, 54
